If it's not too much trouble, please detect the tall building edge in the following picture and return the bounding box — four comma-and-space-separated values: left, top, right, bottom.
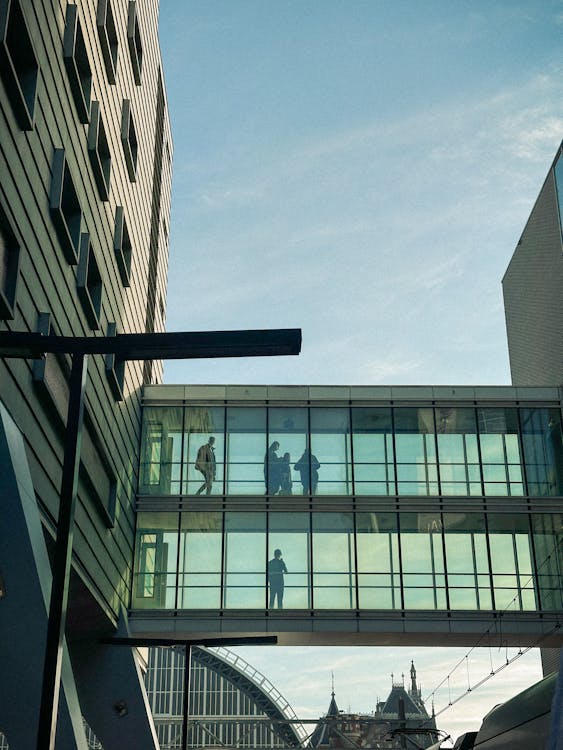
0, 0, 172, 746
503, 141, 563, 679
502, 140, 563, 386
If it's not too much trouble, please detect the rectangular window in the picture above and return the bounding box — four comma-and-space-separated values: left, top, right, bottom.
312, 513, 356, 609
400, 513, 446, 609
268, 513, 310, 608
87, 101, 111, 200
224, 512, 266, 608
443, 513, 491, 610
310, 408, 352, 495
0, 204, 20, 319
226, 407, 266, 495
139, 407, 184, 495
132, 512, 179, 609
183, 407, 225, 495
96, 0, 118, 84
352, 408, 395, 495
488, 514, 536, 611
63, 4, 92, 123
531, 513, 562, 611
104, 322, 125, 401
179, 512, 222, 608
0, 0, 39, 130
77, 233, 103, 330
436, 407, 481, 496
127, 1, 143, 85
478, 408, 523, 496
121, 99, 138, 181
394, 408, 438, 496
356, 512, 399, 609
520, 408, 563, 496
113, 207, 132, 286
50, 149, 82, 265
267, 407, 308, 496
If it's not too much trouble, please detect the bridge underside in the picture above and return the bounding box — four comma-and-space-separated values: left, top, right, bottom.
128, 609, 562, 647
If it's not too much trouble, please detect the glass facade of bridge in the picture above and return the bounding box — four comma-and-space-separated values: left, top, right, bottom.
133, 390, 563, 615
139, 404, 563, 497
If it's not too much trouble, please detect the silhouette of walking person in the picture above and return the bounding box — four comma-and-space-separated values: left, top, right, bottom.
194, 436, 216, 495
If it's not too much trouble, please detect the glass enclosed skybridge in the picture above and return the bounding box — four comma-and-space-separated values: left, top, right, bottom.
130, 385, 563, 647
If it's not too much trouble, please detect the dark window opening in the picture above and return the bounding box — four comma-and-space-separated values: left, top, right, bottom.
63, 4, 92, 123
105, 321, 125, 401
0, 0, 39, 129
121, 99, 138, 181
113, 206, 132, 286
96, 0, 118, 84
50, 149, 82, 265
77, 233, 103, 329
127, 1, 142, 85
0, 204, 20, 319
87, 101, 111, 200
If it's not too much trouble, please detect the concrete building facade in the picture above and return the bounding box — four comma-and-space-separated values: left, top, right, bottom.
0, 0, 171, 747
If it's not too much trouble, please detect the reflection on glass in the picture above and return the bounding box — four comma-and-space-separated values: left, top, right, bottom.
520, 408, 563, 496
139, 407, 183, 494
268, 513, 310, 607
352, 408, 395, 495
400, 513, 445, 609
395, 408, 438, 496
133, 511, 179, 608
443, 513, 491, 610
226, 408, 266, 495
224, 513, 266, 607
488, 514, 535, 610
532, 513, 563, 610
478, 409, 523, 496
436, 408, 481, 496
356, 512, 399, 608
310, 409, 351, 495
179, 512, 222, 608
312, 513, 355, 608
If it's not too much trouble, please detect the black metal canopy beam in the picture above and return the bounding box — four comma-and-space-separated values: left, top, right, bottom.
104, 635, 278, 647
0, 328, 301, 360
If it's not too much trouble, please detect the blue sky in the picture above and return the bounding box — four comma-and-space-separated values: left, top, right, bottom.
158, 1, 561, 742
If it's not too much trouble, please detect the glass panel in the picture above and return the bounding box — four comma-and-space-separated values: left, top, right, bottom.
400, 513, 444, 609
133, 512, 179, 608
310, 408, 352, 495
226, 408, 266, 495
436, 407, 481, 496
488, 514, 536, 611
394, 408, 437, 496
351, 408, 395, 495
356, 512, 399, 609
268, 513, 310, 608
312, 513, 355, 608
139, 407, 184, 494
443, 513, 490, 610
267, 407, 308, 496
531, 513, 563, 611
178, 512, 222, 608
520, 408, 563, 496
224, 512, 266, 607
478, 408, 522, 496
183, 407, 225, 495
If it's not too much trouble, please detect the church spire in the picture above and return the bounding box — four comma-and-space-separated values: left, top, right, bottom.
410, 661, 417, 695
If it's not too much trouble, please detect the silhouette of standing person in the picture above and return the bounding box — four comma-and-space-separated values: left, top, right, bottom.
294, 449, 321, 494
264, 441, 281, 494
279, 452, 292, 495
267, 549, 287, 608
195, 436, 216, 495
